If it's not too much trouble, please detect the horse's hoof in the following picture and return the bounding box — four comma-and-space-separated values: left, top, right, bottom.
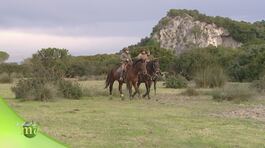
109, 95, 113, 100
120, 94, 125, 100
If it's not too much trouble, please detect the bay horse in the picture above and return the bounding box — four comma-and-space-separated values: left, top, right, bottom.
133, 59, 161, 99
126, 59, 148, 99
105, 59, 147, 99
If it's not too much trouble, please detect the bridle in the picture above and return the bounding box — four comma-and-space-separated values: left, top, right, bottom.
151, 61, 160, 75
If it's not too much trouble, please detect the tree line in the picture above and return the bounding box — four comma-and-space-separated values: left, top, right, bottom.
1, 43, 265, 83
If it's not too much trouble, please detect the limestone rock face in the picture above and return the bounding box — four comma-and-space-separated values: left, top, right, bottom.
151, 14, 242, 53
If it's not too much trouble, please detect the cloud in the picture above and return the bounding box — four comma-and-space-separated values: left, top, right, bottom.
0, 29, 140, 62
0, 0, 264, 62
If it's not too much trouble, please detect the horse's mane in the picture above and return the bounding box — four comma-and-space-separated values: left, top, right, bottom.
132, 59, 144, 67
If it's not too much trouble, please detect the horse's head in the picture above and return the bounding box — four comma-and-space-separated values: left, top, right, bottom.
133, 59, 147, 75
152, 59, 162, 76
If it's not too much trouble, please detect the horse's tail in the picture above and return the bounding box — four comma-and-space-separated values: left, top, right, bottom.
105, 70, 112, 89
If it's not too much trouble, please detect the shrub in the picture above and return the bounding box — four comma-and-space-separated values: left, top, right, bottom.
12, 48, 84, 101
12, 78, 82, 100
58, 80, 82, 99
0, 72, 13, 83
10, 72, 23, 79
12, 79, 57, 101
211, 84, 255, 102
34, 83, 58, 101
164, 75, 188, 88
12, 79, 32, 99
194, 66, 227, 88
78, 76, 89, 81
181, 87, 199, 96
251, 76, 265, 93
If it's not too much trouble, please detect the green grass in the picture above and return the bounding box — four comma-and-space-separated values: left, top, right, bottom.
1, 81, 265, 147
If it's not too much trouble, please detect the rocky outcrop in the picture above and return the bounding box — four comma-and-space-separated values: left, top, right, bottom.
151, 14, 242, 53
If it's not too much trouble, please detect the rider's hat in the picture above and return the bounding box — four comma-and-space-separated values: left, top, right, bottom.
123, 47, 129, 51
147, 50, 151, 56
140, 49, 146, 54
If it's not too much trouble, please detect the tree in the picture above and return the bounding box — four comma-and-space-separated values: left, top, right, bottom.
31, 48, 71, 81
12, 48, 82, 101
0, 51, 9, 63
229, 44, 265, 81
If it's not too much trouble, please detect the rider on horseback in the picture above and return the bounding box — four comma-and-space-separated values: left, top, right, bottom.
146, 50, 154, 62
120, 47, 132, 81
136, 49, 148, 61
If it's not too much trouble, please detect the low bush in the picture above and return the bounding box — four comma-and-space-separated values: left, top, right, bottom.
194, 66, 227, 88
12, 79, 32, 99
12, 48, 84, 101
12, 79, 82, 100
12, 79, 57, 101
164, 75, 188, 89
181, 87, 199, 96
34, 83, 58, 101
211, 84, 255, 102
78, 76, 89, 81
0, 72, 13, 83
10, 72, 23, 79
251, 75, 265, 93
58, 80, 83, 99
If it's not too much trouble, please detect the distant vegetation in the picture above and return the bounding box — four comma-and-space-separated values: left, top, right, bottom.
1, 41, 265, 85
66, 54, 120, 78
174, 45, 265, 82
0, 51, 9, 63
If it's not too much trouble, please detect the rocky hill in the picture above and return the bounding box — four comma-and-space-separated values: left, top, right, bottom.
149, 9, 265, 53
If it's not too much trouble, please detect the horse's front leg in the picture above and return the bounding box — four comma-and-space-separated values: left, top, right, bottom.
153, 79, 157, 95
143, 81, 151, 99
132, 81, 141, 98
127, 81, 133, 99
147, 81, 152, 99
142, 82, 148, 98
118, 81, 124, 100
108, 80, 114, 100
132, 81, 141, 97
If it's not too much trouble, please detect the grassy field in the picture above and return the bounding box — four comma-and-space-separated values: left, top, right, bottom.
1, 80, 265, 147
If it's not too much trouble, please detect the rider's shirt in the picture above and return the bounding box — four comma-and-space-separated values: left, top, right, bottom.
120, 52, 131, 63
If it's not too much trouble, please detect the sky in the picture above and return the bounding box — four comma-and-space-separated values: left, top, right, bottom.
0, 0, 264, 62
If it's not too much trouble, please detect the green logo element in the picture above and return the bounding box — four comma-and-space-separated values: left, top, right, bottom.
23, 121, 38, 138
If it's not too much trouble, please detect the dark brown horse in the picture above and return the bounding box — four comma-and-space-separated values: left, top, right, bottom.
133, 59, 161, 99
105, 59, 147, 99
126, 59, 148, 99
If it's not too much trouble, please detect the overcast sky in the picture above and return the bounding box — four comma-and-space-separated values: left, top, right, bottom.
0, 0, 264, 62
